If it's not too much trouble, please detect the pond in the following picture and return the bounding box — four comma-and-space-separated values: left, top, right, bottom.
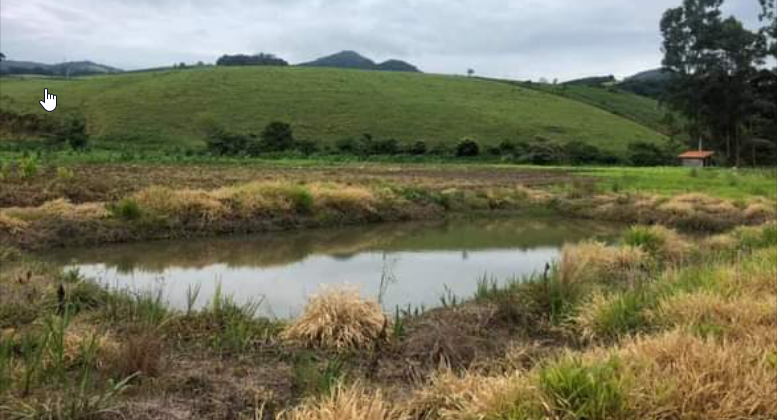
43, 216, 621, 318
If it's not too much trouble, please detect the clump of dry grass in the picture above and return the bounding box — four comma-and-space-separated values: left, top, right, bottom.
134, 186, 225, 223
619, 330, 777, 420
557, 241, 651, 285
408, 370, 537, 420
0, 212, 29, 234
278, 383, 407, 420
621, 225, 694, 265
111, 330, 164, 378
651, 291, 777, 342
402, 305, 495, 369
744, 199, 777, 222
59, 322, 120, 370
282, 286, 388, 351
308, 183, 378, 214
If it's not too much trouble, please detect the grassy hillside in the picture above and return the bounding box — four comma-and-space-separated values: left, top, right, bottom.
516, 83, 671, 134
0, 67, 665, 151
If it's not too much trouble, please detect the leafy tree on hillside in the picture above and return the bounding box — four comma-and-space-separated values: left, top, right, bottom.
54, 116, 89, 150
260, 121, 295, 152
467, 69, 475, 77
0, 52, 5, 61
216, 53, 288, 67
456, 139, 480, 157
661, 0, 769, 166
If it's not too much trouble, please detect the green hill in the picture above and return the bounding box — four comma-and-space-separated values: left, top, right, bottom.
505, 82, 671, 135
0, 66, 666, 152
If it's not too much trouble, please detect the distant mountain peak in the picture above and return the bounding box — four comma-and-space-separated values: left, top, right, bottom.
299, 51, 421, 73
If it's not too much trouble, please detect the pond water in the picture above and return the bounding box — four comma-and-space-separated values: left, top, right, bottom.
44, 216, 620, 318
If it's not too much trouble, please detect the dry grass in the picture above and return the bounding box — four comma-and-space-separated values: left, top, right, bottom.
278, 383, 407, 420
651, 291, 777, 342
111, 330, 164, 378
282, 286, 388, 351
0, 212, 29, 234
619, 330, 777, 420
402, 305, 496, 370
408, 370, 537, 420
622, 225, 694, 265
134, 186, 225, 223
60, 322, 120, 370
557, 241, 651, 285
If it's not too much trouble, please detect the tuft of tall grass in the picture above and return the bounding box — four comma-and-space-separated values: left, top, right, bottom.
572, 290, 655, 343
620, 331, 777, 419
538, 355, 628, 420
557, 241, 652, 287
408, 369, 539, 420
292, 352, 349, 398
282, 286, 388, 351
278, 382, 407, 420
621, 225, 693, 265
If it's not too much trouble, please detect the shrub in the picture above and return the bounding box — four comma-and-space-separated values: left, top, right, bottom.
335, 137, 359, 154
261, 121, 295, 152
295, 139, 320, 156
282, 286, 388, 351
205, 131, 251, 156
106, 198, 143, 221
563, 140, 602, 165
406, 140, 427, 155
627, 141, 670, 166
55, 116, 89, 150
515, 138, 565, 165
455, 139, 480, 157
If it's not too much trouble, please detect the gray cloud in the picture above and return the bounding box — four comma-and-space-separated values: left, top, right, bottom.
0, 0, 765, 81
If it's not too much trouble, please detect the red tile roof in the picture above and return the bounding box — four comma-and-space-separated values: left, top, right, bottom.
678, 151, 715, 159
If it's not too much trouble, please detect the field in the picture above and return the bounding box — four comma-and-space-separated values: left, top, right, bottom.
0, 67, 666, 152
0, 157, 776, 419
516, 82, 673, 135
0, 67, 775, 420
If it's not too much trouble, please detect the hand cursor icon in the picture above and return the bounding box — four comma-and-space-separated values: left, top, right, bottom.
40, 89, 57, 112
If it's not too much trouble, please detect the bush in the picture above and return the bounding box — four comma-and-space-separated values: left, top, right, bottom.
335, 137, 359, 154
54, 116, 89, 150
515, 138, 565, 165
563, 141, 602, 165
205, 131, 251, 156
107, 198, 143, 221
455, 138, 480, 157
406, 140, 427, 155
295, 139, 320, 156
261, 121, 295, 152
628, 141, 671, 166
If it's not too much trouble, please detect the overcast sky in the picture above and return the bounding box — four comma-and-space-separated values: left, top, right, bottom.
0, 0, 765, 81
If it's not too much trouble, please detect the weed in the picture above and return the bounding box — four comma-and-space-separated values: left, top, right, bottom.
539, 355, 627, 420
292, 353, 348, 398
106, 198, 143, 221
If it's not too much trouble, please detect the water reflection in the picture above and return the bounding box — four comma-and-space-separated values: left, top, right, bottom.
43, 216, 619, 317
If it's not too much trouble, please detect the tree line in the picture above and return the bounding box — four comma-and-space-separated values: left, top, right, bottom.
661, 0, 776, 166
201, 119, 678, 166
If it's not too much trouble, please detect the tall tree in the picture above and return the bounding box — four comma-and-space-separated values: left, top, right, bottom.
661, 0, 765, 165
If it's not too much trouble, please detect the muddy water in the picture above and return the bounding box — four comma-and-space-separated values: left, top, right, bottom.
43, 216, 620, 318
